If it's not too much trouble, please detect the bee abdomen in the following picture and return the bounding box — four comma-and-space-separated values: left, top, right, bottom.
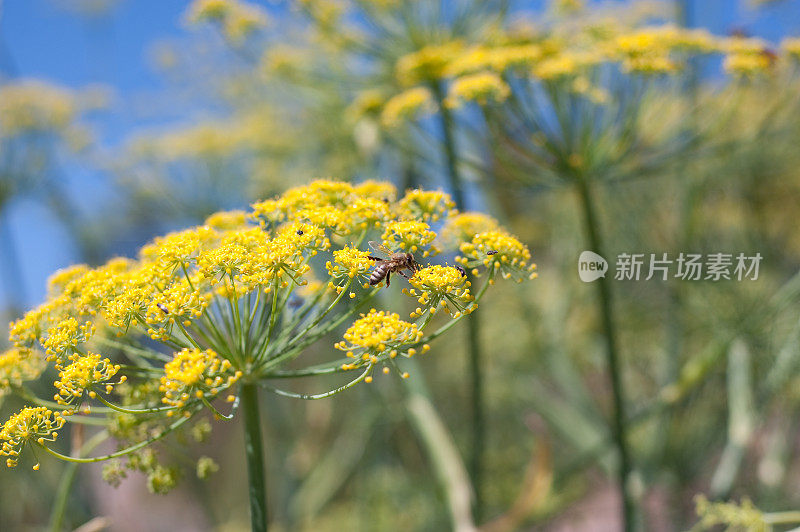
369, 263, 390, 285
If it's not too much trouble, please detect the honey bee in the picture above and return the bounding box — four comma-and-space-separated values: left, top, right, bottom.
367, 241, 419, 287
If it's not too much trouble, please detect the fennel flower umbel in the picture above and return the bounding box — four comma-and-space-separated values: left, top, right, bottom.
0, 179, 535, 528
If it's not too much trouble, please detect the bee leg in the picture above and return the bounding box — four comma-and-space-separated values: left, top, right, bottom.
385, 272, 391, 287
397, 270, 411, 280
367, 256, 383, 261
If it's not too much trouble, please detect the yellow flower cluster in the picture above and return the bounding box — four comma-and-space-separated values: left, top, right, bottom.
397, 189, 455, 222
2, 179, 535, 472
335, 309, 424, 371
444, 44, 542, 77
0, 349, 45, 397
440, 212, 499, 246
54, 353, 123, 405
381, 220, 438, 257
613, 25, 716, 74
784, 37, 800, 60
0, 407, 65, 468
406, 265, 474, 319
380, 87, 435, 128
395, 42, 464, 86
0, 81, 90, 144
722, 37, 775, 76
42, 317, 95, 362
326, 247, 375, 283
160, 348, 241, 408
447, 71, 511, 108
185, 0, 268, 43
458, 230, 538, 282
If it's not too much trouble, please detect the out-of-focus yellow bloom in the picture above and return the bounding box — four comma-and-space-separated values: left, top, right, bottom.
397, 189, 455, 222
396, 42, 464, 85
0, 349, 45, 397
447, 71, 511, 107
722, 36, 775, 76
445, 44, 542, 77
440, 212, 499, 247
0, 80, 98, 151
346, 90, 386, 122
783, 37, 800, 59
204, 210, 248, 231
534, 50, 604, 80
185, 0, 268, 44
552, 0, 585, 14
380, 87, 435, 127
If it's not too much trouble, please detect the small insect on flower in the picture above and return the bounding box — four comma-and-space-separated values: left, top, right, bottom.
455, 265, 467, 277
367, 241, 419, 288
157, 303, 169, 314
296, 230, 304, 235
487, 250, 498, 256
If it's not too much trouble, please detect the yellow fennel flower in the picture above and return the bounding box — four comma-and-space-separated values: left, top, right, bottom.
335, 309, 423, 365
161, 348, 241, 408
41, 317, 96, 363
381, 220, 438, 257
458, 230, 537, 281
406, 265, 474, 318
0, 407, 65, 468
327, 247, 375, 282
54, 352, 122, 405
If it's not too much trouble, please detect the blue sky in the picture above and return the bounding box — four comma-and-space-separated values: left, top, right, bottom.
0, 0, 799, 310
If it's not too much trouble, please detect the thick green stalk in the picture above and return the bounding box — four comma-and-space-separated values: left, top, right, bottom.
575, 177, 635, 532
401, 359, 476, 532
431, 79, 486, 520
241, 383, 268, 532
49, 429, 109, 532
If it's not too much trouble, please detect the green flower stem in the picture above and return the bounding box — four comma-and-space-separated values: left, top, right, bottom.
200, 395, 237, 419
261, 364, 372, 400
240, 382, 268, 532
38, 406, 199, 463
49, 429, 109, 532
11, 385, 112, 414
262, 358, 353, 378
90, 387, 178, 414
258, 284, 379, 373
764, 511, 800, 525
431, 78, 486, 520
575, 176, 635, 532
400, 359, 476, 532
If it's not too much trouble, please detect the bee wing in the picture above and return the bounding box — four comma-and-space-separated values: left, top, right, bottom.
368, 241, 393, 255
